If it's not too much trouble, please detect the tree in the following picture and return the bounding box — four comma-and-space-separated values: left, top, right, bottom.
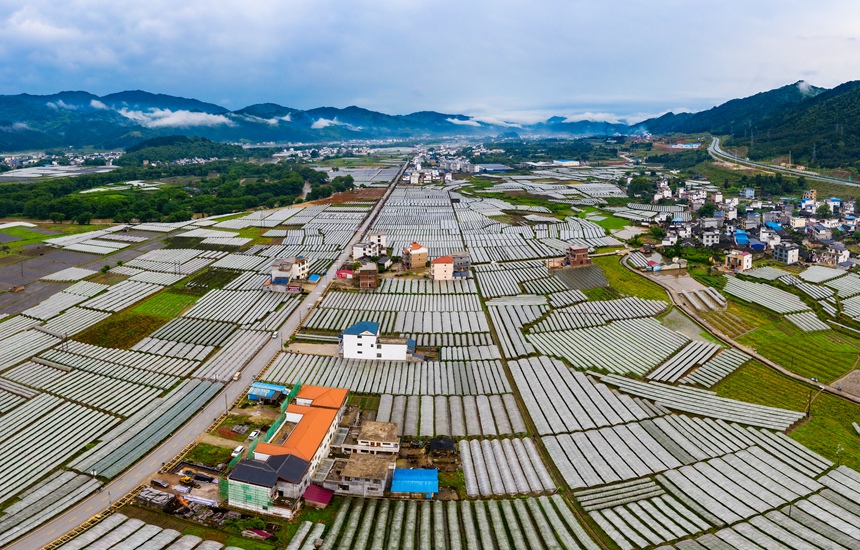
76, 211, 93, 225
697, 203, 717, 218
649, 226, 666, 239
49, 212, 65, 223
627, 176, 654, 197
816, 204, 832, 218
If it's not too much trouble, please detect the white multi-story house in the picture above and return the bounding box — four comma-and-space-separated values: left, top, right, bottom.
339, 321, 413, 361
772, 242, 800, 265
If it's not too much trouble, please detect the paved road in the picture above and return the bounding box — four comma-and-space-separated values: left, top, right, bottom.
12, 163, 406, 550
708, 137, 860, 188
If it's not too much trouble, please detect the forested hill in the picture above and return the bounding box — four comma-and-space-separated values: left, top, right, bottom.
115, 136, 276, 166
720, 81, 860, 170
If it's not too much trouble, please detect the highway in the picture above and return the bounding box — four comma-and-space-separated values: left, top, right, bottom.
708, 137, 860, 188
12, 161, 407, 550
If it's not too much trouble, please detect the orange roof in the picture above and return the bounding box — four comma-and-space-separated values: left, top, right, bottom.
296, 385, 348, 409
405, 242, 426, 252
255, 404, 338, 462
431, 255, 453, 265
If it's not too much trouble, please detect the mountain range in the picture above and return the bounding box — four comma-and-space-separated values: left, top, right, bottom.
1, 81, 859, 168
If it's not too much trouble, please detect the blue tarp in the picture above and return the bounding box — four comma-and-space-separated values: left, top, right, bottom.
308, 274, 321, 283
390, 469, 438, 495
765, 222, 782, 231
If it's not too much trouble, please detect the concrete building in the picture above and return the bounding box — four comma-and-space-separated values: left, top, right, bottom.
772, 242, 799, 264
803, 189, 818, 201
367, 232, 387, 248
269, 257, 310, 285
701, 230, 720, 247
341, 421, 400, 455
430, 255, 454, 281
339, 321, 413, 361
226, 385, 347, 518
402, 242, 428, 270
320, 454, 394, 497
565, 245, 591, 267
820, 243, 850, 266
357, 262, 378, 289
352, 242, 383, 260
725, 250, 753, 272
451, 251, 471, 278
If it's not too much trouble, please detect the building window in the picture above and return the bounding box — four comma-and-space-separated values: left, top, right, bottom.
377, 353, 382, 358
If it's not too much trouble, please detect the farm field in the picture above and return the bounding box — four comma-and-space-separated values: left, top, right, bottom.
715, 361, 860, 471
738, 320, 860, 383
132, 291, 199, 318
591, 255, 669, 302
75, 311, 169, 349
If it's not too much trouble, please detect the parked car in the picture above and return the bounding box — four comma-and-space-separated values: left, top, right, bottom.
248, 430, 260, 440
231, 445, 245, 458
150, 478, 169, 489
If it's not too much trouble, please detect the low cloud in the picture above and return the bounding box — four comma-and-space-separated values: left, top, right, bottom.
117, 108, 236, 128
311, 117, 345, 129
90, 99, 108, 110
563, 112, 625, 124
797, 80, 813, 93
46, 100, 77, 111
0, 122, 30, 132
242, 113, 291, 125
470, 116, 521, 128
446, 117, 481, 127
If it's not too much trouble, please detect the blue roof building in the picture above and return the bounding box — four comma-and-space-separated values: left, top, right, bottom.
308, 274, 321, 283
734, 230, 749, 246
390, 469, 438, 497
765, 222, 782, 231
341, 321, 380, 336
248, 382, 288, 401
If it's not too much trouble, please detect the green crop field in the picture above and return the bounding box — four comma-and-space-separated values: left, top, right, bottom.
132, 292, 199, 318
591, 255, 669, 302
76, 311, 168, 349
714, 361, 860, 471
738, 320, 860, 383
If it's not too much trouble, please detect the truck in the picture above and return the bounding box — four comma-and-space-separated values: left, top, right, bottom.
232, 371, 242, 381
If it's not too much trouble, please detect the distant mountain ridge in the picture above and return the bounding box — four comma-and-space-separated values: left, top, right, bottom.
0, 82, 858, 167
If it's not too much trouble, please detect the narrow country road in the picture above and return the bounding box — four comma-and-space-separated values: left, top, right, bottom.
10, 161, 407, 550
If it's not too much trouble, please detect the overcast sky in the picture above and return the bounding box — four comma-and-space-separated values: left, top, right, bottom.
2, 0, 860, 123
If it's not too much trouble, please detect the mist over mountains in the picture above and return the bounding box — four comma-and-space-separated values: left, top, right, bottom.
1, 80, 859, 169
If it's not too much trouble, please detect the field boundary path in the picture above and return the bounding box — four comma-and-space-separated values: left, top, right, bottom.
10, 161, 408, 550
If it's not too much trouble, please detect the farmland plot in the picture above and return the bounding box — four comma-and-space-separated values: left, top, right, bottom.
0, 471, 101, 547
131, 338, 213, 361
0, 330, 61, 371
2, 361, 66, 389
192, 330, 270, 381
378, 393, 525, 437
528, 318, 690, 375
542, 424, 684, 489
486, 304, 546, 358
0, 394, 117, 505
508, 356, 654, 435
825, 272, 860, 297
680, 348, 751, 387
601, 374, 806, 430
71, 380, 223, 478
722, 276, 810, 314
646, 341, 721, 383
62, 340, 200, 377
21, 291, 88, 320
263, 353, 511, 396
81, 281, 162, 312
39, 349, 178, 389
183, 290, 289, 324
46, 370, 160, 417
317, 495, 597, 550
41, 307, 110, 336
148, 318, 237, 347
785, 311, 831, 332
799, 265, 846, 283
460, 438, 557, 497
